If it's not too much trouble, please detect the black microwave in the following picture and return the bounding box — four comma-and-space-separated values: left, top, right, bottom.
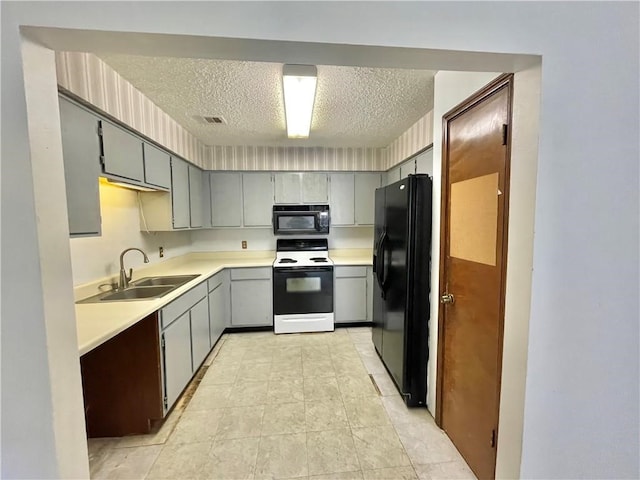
273, 205, 330, 235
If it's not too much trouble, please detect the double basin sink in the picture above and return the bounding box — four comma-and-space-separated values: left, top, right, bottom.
77, 274, 200, 304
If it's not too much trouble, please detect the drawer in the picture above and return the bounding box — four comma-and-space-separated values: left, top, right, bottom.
231, 267, 271, 281
161, 282, 207, 329
335, 266, 367, 278
207, 270, 228, 292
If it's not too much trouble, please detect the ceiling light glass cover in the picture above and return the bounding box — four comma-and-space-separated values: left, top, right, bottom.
282, 64, 317, 138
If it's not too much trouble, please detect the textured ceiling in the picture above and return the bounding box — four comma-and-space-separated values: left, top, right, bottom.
98, 54, 435, 147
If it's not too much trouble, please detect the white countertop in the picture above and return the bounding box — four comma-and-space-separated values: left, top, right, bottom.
75, 249, 373, 355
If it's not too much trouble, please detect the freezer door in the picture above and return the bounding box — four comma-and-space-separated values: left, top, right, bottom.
372, 186, 386, 355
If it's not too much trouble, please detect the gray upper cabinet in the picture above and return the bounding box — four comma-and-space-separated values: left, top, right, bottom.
201, 172, 212, 229
301, 173, 328, 203
415, 149, 433, 176
274, 173, 301, 204
400, 159, 416, 179
171, 158, 190, 229
143, 143, 171, 189
386, 165, 401, 185
329, 173, 355, 225
188, 166, 203, 228
58, 97, 101, 237
100, 121, 144, 182
210, 173, 243, 227
242, 173, 273, 227
354, 173, 381, 225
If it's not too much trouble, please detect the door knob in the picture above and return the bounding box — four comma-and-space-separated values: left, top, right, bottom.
440, 293, 455, 304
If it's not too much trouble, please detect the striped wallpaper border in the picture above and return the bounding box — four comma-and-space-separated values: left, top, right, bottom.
386, 110, 434, 169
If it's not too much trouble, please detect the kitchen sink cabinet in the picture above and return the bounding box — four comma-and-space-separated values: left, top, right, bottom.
190, 297, 211, 371
80, 313, 164, 437
329, 173, 355, 225
188, 165, 203, 228
58, 96, 102, 237
143, 142, 171, 189
242, 173, 274, 226
334, 266, 368, 323
210, 172, 243, 227
161, 310, 193, 411
100, 121, 145, 183
230, 268, 273, 327
354, 173, 381, 225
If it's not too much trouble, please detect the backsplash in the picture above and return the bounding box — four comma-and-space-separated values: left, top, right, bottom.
69, 181, 192, 286
386, 110, 433, 169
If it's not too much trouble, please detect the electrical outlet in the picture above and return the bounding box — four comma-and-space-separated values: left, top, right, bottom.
241, 241, 247, 249
159, 246, 164, 258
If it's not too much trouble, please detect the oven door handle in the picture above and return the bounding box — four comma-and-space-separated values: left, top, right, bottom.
274, 266, 334, 273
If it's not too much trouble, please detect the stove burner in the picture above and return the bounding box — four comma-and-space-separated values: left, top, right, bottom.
310, 257, 328, 262
278, 258, 298, 264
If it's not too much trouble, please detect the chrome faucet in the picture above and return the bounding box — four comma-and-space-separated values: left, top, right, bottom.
118, 248, 150, 290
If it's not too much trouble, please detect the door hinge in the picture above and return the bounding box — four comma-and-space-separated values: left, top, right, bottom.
99, 155, 105, 167
97, 125, 103, 137
163, 396, 168, 410
161, 335, 165, 348
491, 429, 497, 448
502, 124, 508, 146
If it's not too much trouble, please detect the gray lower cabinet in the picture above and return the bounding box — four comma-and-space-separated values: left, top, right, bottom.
208, 279, 228, 346
329, 173, 355, 225
100, 121, 145, 182
171, 158, 190, 229
189, 166, 203, 228
334, 266, 368, 323
210, 173, 243, 227
143, 143, 171, 189
354, 173, 381, 225
230, 268, 273, 326
366, 266, 374, 322
242, 173, 274, 226
190, 297, 210, 370
58, 96, 102, 236
161, 311, 192, 411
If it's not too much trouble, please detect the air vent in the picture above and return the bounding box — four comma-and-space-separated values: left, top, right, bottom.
203, 116, 227, 125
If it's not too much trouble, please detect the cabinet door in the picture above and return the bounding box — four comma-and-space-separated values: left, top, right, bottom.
208, 283, 227, 346
386, 165, 401, 185
231, 279, 272, 326
274, 173, 301, 204
329, 173, 355, 225
143, 143, 171, 189
190, 297, 210, 370
58, 97, 101, 236
101, 122, 144, 182
242, 173, 274, 226
415, 149, 433, 176
354, 173, 381, 225
335, 277, 367, 323
366, 267, 374, 322
210, 173, 243, 227
400, 159, 415, 179
201, 172, 212, 228
171, 158, 190, 229
189, 166, 203, 228
162, 312, 192, 410
301, 173, 328, 203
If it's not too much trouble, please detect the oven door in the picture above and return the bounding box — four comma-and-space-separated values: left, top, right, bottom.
273, 266, 334, 315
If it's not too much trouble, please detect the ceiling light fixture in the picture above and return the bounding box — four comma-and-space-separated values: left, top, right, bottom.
282, 64, 317, 139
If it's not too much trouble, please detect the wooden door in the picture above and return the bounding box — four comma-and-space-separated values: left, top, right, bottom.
437, 74, 513, 480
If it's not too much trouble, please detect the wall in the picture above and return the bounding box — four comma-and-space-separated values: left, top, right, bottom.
2, 3, 638, 479
386, 110, 434, 169
57, 52, 208, 168
191, 226, 374, 252
69, 181, 192, 286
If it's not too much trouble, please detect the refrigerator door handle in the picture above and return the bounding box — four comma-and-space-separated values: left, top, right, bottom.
377, 231, 388, 296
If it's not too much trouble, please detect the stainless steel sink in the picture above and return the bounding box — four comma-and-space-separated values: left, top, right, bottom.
131, 274, 199, 287
76, 274, 200, 304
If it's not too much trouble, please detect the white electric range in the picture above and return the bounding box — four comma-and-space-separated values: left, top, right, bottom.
272, 239, 334, 334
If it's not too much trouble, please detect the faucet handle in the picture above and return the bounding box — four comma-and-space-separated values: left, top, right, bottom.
127, 268, 133, 282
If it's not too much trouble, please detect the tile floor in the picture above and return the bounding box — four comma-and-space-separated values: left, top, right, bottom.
88, 327, 476, 480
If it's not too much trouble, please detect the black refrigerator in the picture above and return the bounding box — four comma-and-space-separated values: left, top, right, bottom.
372, 174, 432, 407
